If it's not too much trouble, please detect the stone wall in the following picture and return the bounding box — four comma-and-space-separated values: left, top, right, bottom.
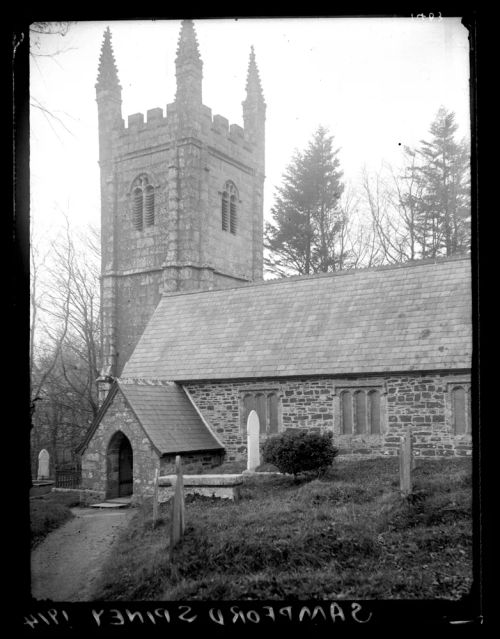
81, 390, 160, 499
114, 271, 163, 375
80, 370, 471, 497
80, 389, 225, 499
185, 371, 472, 461
160, 451, 224, 475
100, 107, 264, 378
381, 373, 472, 458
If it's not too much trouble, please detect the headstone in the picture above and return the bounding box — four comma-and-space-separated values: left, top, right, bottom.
399, 427, 413, 496
37, 449, 50, 480
247, 409, 260, 471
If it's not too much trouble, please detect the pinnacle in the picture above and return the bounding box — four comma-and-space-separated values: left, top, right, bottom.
175, 19, 202, 67
244, 46, 265, 104
96, 27, 121, 91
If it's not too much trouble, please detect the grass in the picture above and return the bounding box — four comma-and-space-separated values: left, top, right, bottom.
30, 491, 82, 548
92, 457, 473, 601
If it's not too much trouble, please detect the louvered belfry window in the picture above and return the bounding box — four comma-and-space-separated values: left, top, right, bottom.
221, 191, 229, 231
144, 185, 155, 227
230, 194, 237, 234
222, 181, 238, 234
133, 187, 143, 230
131, 175, 155, 230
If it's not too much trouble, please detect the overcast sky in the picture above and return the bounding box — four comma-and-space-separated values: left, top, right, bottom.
29, 17, 470, 243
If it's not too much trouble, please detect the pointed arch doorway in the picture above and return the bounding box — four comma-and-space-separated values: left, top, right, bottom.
106, 431, 133, 499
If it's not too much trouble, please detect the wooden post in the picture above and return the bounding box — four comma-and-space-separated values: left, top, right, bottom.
170, 455, 185, 556
152, 468, 159, 529
399, 427, 413, 497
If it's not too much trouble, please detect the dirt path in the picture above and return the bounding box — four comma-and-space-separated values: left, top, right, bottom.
31, 507, 135, 602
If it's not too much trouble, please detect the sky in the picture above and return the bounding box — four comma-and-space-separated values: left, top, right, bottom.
29, 17, 471, 245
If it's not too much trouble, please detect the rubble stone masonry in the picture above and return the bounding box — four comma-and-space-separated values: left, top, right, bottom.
185, 371, 472, 461
81, 390, 222, 499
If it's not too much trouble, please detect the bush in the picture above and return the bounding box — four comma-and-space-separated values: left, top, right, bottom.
262, 430, 339, 478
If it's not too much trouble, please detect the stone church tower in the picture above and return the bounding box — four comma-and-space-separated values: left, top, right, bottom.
95, 21, 266, 400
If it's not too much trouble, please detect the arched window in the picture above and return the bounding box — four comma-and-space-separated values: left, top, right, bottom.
267, 392, 279, 433
339, 385, 384, 435
452, 386, 471, 434
221, 181, 238, 234
221, 192, 229, 231
241, 389, 281, 435
354, 390, 367, 434
368, 389, 381, 434
144, 185, 155, 226
133, 187, 143, 230
131, 175, 155, 230
230, 194, 237, 234
340, 391, 353, 434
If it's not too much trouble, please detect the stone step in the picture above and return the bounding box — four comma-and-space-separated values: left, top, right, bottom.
90, 499, 131, 509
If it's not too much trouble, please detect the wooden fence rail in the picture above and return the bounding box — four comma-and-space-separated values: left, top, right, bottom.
152, 468, 159, 529
170, 455, 185, 557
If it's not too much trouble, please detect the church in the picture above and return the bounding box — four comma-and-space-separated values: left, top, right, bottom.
78, 20, 472, 500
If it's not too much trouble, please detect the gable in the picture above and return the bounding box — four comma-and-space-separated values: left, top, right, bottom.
118, 381, 223, 454
78, 381, 223, 455
123, 257, 472, 381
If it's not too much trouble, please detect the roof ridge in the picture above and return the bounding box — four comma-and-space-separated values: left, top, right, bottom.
160, 255, 471, 300
118, 377, 175, 386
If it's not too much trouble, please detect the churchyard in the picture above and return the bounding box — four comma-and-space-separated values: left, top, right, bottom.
30, 491, 81, 548
91, 456, 472, 601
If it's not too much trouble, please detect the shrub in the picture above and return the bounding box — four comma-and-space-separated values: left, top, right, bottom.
262, 430, 339, 478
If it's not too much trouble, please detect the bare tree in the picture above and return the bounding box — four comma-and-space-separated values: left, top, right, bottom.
30, 219, 72, 410
361, 157, 428, 265
361, 109, 471, 265
29, 21, 76, 135
30, 217, 101, 472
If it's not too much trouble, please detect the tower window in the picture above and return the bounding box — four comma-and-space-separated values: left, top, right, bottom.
133, 187, 143, 231
221, 181, 238, 234
144, 185, 155, 227
130, 175, 155, 230
221, 192, 229, 231
230, 194, 237, 234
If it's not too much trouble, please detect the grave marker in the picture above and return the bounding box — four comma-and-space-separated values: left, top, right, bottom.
37, 449, 50, 480
246, 409, 260, 471
399, 427, 413, 496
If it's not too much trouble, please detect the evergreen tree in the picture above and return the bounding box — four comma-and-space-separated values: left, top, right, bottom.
265, 126, 346, 276
411, 107, 470, 257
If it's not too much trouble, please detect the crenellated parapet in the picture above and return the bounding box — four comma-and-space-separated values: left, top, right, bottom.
96, 20, 265, 389
115, 105, 259, 170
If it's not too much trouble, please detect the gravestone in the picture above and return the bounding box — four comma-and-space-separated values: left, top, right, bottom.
37, 449, 50, 480
247, 409, 260, 471
399, 427, 413, 496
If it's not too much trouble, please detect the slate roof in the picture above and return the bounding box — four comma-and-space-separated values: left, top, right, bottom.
122, 257, 472, 381
118, 382, 223, 454
78, 381, 224, 455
